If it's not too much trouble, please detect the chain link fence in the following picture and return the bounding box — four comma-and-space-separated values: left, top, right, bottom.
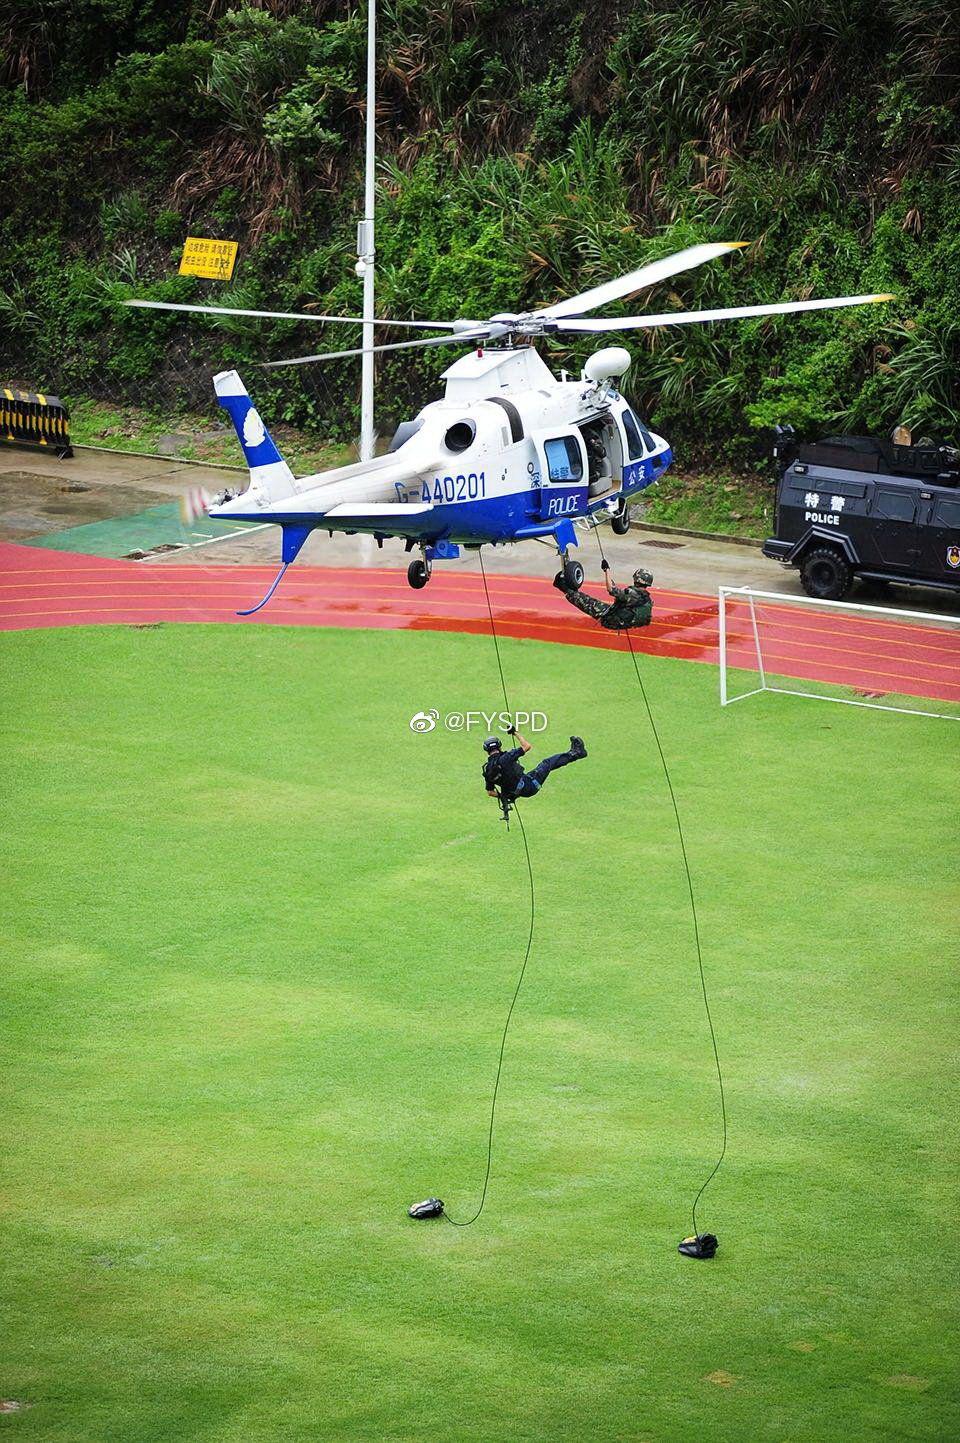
68, 334, 361, 473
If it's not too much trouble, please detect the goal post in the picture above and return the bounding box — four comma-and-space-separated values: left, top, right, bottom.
718, 586, 960, 722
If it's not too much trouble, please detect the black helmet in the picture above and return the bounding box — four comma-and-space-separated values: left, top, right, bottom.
482, 736, 502, 753
633, 568, 654, 587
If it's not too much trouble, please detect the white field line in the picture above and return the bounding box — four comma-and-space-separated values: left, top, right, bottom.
762, 685, 960, 722
140, 523, 272, 559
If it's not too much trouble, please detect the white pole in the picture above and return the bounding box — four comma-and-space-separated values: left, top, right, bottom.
747, 591, 766, 691
358, 0, 376, 462
718, 587, 728, 706
715, 585, 957, 626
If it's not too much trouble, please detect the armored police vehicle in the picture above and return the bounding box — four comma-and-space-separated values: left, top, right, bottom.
763, 428, 960, 601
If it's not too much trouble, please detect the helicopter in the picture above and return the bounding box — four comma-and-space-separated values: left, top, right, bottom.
127, 242, 892, 612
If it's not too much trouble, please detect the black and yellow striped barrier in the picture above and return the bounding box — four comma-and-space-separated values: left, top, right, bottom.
1, 386, 72, 458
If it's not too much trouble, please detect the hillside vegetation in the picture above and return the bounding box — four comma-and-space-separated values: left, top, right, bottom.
1, 0, 957, 456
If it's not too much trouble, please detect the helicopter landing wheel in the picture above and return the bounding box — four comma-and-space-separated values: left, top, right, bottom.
407, 557, 431, 589
562, 558, 584, 590
610, 499, 631, 535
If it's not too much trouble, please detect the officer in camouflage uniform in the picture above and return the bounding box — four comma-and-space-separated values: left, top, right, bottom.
554, 558, 654, 629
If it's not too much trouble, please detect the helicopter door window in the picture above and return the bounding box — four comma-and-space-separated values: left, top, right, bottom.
544, 436, 583, 483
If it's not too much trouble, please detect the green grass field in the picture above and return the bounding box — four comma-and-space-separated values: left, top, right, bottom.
2, 625, 958, 1442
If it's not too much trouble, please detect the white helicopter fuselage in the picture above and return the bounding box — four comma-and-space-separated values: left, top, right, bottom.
209, 345, 672, 561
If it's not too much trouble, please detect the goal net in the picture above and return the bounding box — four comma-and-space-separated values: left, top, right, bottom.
718, 586, 960, 722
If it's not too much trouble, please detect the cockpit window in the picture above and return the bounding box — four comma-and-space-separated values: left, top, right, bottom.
544, 436, 583, 482
621, 411, 643, 460
633, 408, 655, 452
622, 408, 654, 460
388, 417, 424, 453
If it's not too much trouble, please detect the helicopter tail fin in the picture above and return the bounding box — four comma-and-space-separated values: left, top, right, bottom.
213, 369, 295, 502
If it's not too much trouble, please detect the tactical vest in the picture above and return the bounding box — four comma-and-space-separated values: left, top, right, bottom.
603, 587, 652, 630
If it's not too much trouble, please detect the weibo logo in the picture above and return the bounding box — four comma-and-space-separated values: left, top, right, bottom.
243, 408, 266, 449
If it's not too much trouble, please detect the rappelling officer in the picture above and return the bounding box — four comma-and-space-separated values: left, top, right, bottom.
555, 559, 654, 629
482, 727, 587, 804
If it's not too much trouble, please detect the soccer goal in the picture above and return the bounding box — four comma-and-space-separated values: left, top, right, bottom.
718, 586, 960, 722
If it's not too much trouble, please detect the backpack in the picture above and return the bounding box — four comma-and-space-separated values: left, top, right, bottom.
483, 750, 523, 797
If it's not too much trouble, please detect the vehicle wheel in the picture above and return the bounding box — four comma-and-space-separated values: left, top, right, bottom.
610, 500, 631, 535
407, 558, 430, 589
563, 559, 584, 590
799, 546, 852, 601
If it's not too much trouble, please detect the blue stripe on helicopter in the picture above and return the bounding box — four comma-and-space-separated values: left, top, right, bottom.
622, 450, 672, 493
218, 449, 673, 545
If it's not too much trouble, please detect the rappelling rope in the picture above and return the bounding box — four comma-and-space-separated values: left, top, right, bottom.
442, 550, 537, 1227
591, 525, 727, 1238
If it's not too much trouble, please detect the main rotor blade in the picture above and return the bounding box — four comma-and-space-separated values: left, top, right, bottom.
555, 293, 896, 331
123, 299, 463, 330
534, 242, 749, 320
261, 328, 495, 368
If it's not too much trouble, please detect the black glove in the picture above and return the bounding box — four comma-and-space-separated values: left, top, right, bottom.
600, 558, 610, 572
507, 725, 516, 735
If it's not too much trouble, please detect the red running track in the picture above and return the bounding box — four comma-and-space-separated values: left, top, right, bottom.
1, 542, 958, 704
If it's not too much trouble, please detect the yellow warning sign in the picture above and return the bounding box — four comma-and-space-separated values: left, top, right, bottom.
178, 237, 238, 281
